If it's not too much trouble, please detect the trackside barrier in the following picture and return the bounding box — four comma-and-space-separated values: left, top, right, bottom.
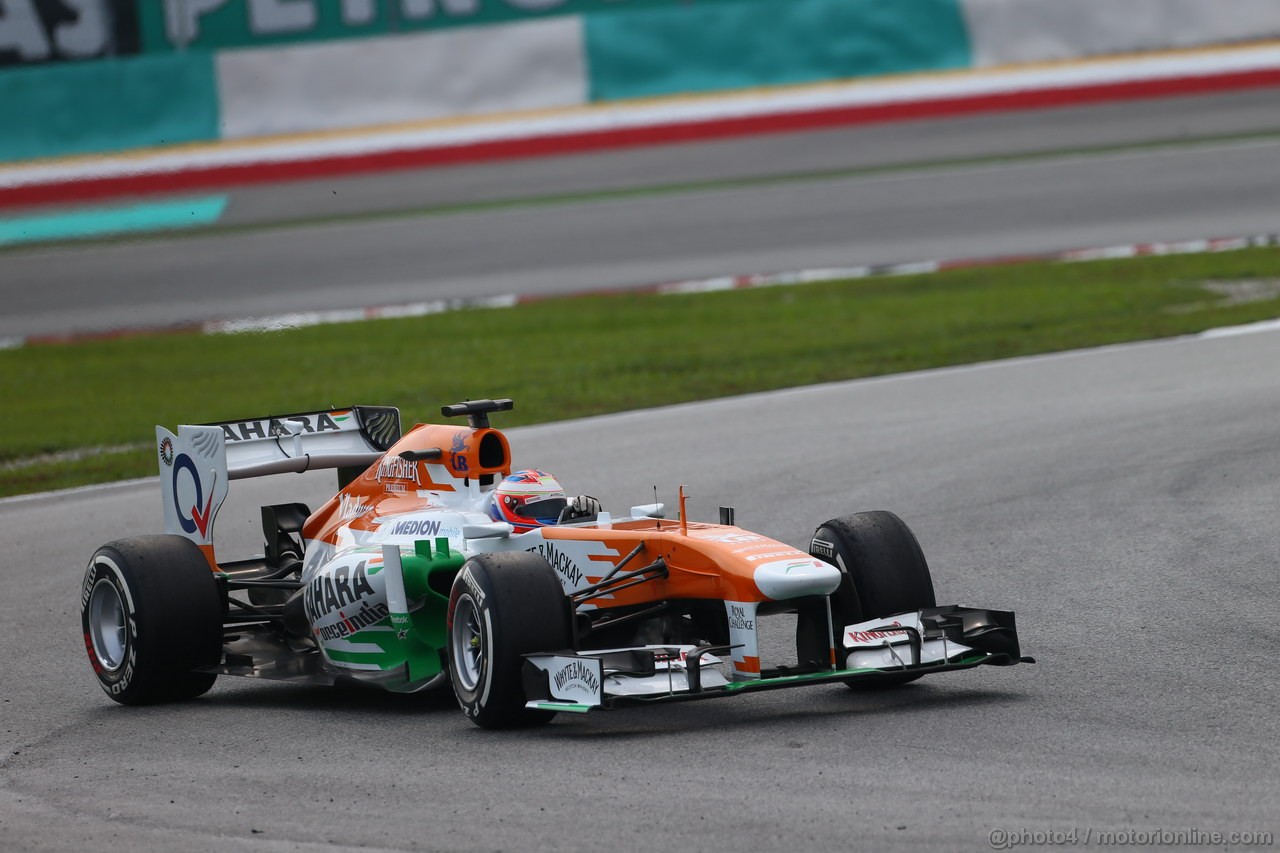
963, 0, 1280, 66
3, 0, 1280, 163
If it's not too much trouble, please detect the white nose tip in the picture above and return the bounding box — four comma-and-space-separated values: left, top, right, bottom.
754, 557, 842, 600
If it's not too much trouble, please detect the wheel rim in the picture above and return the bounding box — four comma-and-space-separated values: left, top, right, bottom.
88, 577, 127, 672
450, 593, 484, 692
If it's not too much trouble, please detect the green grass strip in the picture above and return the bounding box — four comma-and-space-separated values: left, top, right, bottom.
4, 247, 1280, 498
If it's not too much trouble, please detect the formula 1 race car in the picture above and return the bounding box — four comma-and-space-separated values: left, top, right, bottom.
81, 398, 1032, 728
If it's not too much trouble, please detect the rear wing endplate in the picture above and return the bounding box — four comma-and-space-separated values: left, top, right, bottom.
156, 406, 399, 561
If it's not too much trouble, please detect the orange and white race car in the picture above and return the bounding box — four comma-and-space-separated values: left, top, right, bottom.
81, 398, 1032, 728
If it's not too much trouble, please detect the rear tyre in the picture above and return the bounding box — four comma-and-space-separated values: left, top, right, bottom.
80, 535, 223, 705
800, 511, 936, 688
447, 552, 574, 729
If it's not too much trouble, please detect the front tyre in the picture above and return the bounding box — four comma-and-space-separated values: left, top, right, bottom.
447, 552, 573, 729
802, 511, 936, 688
81, 535, 223, 705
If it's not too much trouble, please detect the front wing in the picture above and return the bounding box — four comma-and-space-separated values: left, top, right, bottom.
522, 605, 1033, 713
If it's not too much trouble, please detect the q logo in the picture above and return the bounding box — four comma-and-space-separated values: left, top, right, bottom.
172, 453, 215, 538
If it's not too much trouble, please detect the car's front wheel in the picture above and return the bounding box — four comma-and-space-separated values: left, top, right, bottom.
447, 552, 574, 728
799, 511, 936, 687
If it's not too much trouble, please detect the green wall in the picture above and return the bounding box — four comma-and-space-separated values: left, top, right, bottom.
584, 0, 973, 102
0, 53, 219, 163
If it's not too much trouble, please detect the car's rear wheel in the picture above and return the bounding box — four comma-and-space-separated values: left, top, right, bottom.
799, 511, 936, 688
447, 552, 574, 728
81, 535, 223, 704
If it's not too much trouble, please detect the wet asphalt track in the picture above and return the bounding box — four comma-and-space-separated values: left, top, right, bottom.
4, 87, 1280, 339
2, 329, 1278, 851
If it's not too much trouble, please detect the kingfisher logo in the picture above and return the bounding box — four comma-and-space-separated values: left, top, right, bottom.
171, 453, 215, 538
376, 456, 421, 485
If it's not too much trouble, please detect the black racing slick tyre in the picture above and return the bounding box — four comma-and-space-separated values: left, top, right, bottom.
81, 535, 223, 705
447, 552, 574, 729
801, 511, 936, 688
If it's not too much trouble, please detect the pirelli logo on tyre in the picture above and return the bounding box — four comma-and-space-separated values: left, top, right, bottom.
460, 566, 487, 606
810, 537, 836, 560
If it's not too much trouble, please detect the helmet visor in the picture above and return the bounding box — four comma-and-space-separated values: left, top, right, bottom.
514, 496, 567, 524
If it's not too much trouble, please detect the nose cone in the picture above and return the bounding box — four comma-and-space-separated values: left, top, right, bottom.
754, 557, 842, 600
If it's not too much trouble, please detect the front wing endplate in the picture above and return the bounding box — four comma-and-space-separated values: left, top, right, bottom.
522, 605, 1032, 713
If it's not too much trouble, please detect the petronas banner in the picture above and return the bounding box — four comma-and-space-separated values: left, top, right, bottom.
0, 0, 140, 66
137, 0, 740, 53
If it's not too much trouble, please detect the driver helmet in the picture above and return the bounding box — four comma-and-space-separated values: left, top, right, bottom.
488, 469, 567, 532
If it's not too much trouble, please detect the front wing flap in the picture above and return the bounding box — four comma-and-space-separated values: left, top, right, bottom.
522, 606, 1032, 713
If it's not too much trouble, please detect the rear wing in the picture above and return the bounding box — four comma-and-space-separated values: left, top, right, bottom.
156, 406, 400, 563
